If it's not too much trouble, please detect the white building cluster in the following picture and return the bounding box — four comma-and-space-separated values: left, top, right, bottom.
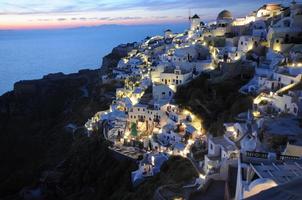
85, 1, 302, 198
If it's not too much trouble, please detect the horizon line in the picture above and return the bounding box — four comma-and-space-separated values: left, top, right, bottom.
0, 20, 194, 31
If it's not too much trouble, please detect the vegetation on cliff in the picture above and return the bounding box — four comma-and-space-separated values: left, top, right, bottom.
175, 74, 253, 136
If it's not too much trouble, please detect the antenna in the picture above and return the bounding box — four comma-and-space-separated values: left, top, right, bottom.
188, 8, 191, 21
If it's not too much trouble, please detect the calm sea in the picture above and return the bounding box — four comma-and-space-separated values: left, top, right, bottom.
0, 23, 187, 95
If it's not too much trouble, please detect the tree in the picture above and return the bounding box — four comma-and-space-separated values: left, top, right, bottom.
131, 122, 138, 137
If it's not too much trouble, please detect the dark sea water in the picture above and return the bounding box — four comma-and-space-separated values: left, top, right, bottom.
0, 23, 187, 95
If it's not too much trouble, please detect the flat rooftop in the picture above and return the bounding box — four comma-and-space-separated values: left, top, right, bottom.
250, 162, 302, 184
211, 136, 237, 151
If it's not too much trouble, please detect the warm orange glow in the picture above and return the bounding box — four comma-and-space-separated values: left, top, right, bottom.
0, 17, 186, 30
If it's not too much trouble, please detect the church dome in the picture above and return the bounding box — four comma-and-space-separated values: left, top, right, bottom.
217, 10, 233, 21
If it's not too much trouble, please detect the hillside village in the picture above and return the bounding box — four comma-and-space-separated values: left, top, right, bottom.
85, 1, 302, 199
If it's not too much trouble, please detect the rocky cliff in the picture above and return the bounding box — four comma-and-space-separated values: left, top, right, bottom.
0, 43, 133, 199
0, 42, 198, 200
100, 43, 136, 74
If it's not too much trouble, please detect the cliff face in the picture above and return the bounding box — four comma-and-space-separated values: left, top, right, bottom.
174, 74, 253, 136
0, 43, 132, 199
100, 43, 136, 74
0, 41, 199, 200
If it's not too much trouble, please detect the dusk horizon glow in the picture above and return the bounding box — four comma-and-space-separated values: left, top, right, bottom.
0, 0, 292, 30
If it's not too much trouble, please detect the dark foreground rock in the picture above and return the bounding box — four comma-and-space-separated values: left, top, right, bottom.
41, 137, 197, 200
0, 43, 133, 199
0, 69, 119, 199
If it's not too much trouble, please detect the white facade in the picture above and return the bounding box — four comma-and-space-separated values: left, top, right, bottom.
159, 130, 182, 146
252, 20, 267, 38
159, 69, 192, 88
254, 91, 301, 116
172, 46, 198, 63
152, 84, 174, 101
266, 3, 302, 51
273, 68, 302, 88
128, 104, 167, 127
238, 36, 260, 53
204, 136, 238, 174
150, 64, 165, 83
191, 15, 201, 31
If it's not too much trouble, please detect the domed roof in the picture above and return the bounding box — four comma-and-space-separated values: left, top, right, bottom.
217, 10, 233, 21
248, 178, 277, 195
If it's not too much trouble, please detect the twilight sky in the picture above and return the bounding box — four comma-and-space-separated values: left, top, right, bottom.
0, 0, 290, 30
